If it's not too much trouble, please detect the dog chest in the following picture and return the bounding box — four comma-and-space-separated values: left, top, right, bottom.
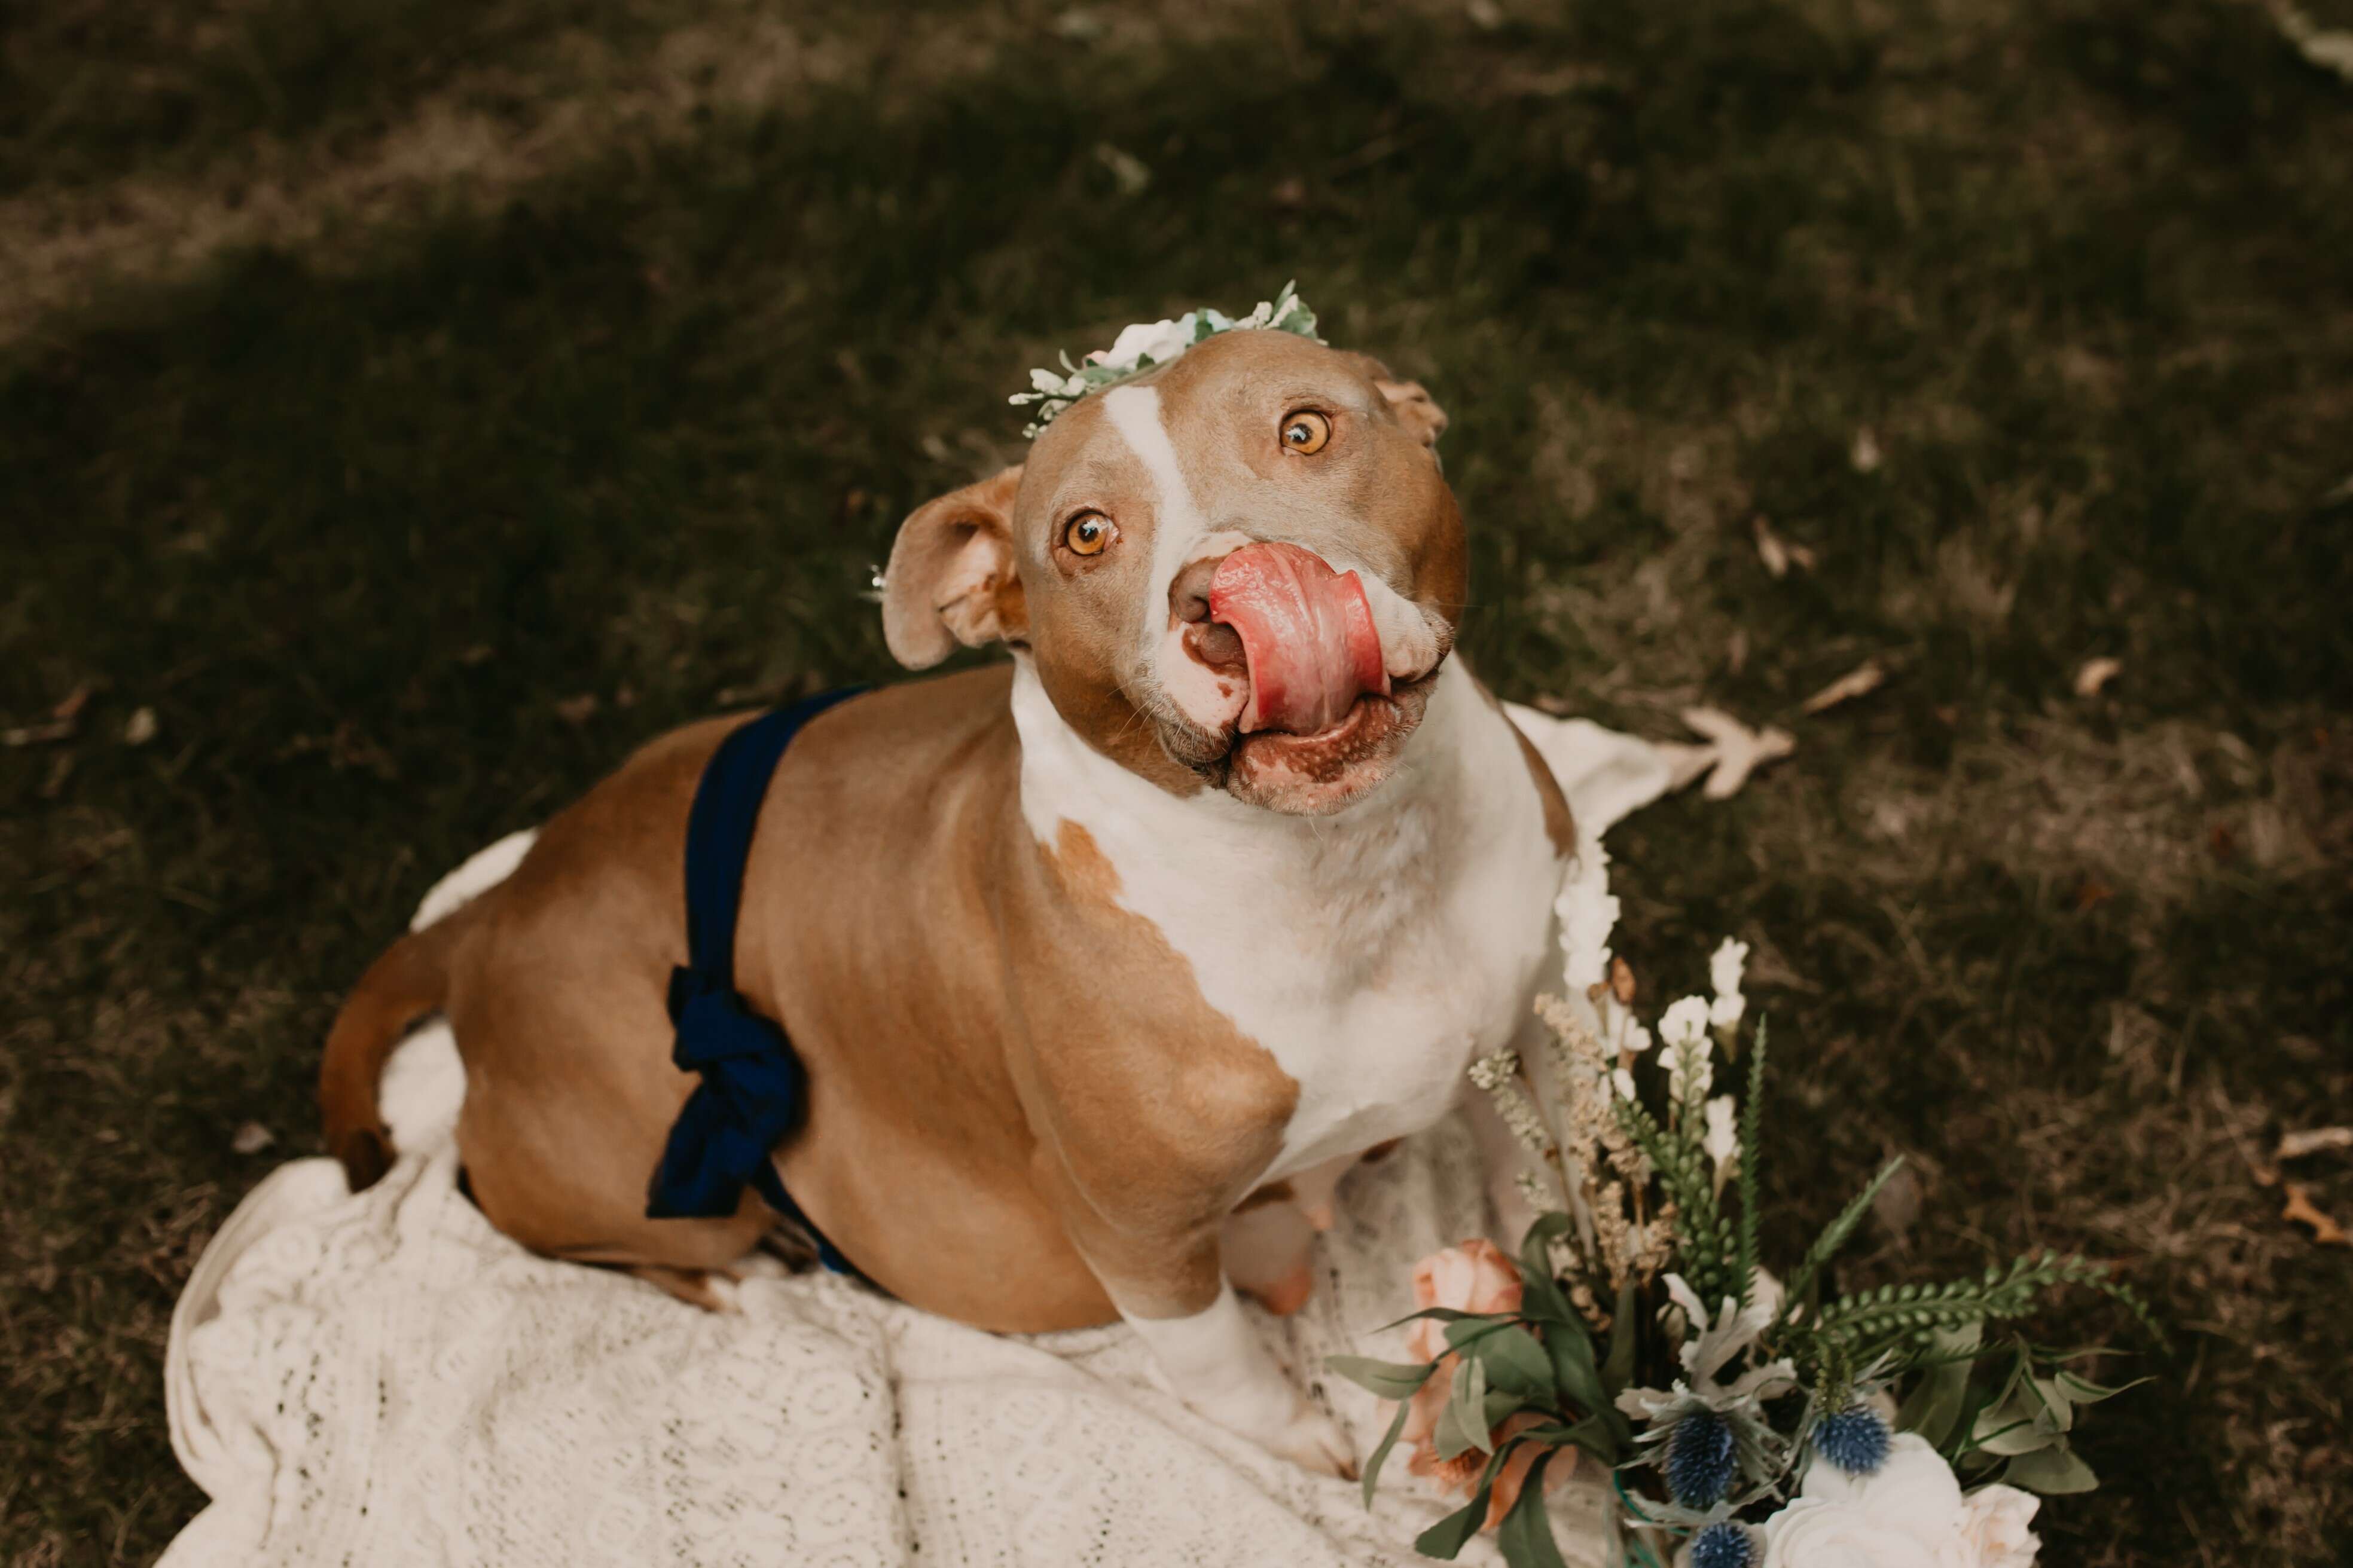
1021, 666, 1565, 1184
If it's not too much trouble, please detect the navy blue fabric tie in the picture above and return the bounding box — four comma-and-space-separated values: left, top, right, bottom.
645, 687, 868, 1280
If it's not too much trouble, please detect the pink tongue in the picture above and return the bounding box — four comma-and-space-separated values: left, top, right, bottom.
1207, 542, 1390, 735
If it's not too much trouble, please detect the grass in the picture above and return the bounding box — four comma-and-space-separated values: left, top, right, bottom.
4, 0, 2349, 1560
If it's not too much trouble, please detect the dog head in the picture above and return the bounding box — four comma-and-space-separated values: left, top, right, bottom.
882, 328, 1463, 815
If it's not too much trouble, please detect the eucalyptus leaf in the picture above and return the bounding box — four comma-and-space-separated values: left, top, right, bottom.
1436, 1355, 1491, 1462
1531, 1413, 1625, 1467
1359, 1392, 1416, 1510
1519, 1266, 1574, 1328
1520, 1212, 1574, 1286
1970, 1388, 2061, 1458
1484, 1389, 1530, 1430
2022, 1374, 2076, 1436
2001, 1441, 2100, 1494
1413, 1494, 1492, 1561
1414, 1442, 1513, 1560
1375, 1306, 1475, 1332
1496, 1449, 1571, 1568
2054, 1369, 2148, 1406
1326, 1355, 1438, 1402
1546, 1316, 1609, 1423
1896, 1322, 1983, 1451
1463, 1324, 1558, 1401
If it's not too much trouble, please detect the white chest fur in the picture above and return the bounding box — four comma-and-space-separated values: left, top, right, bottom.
1011, 660, 1562, 1182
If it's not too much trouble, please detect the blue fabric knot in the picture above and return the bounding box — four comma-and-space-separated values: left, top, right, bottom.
645, 967, 810, 1219
639, 687, 870, 1282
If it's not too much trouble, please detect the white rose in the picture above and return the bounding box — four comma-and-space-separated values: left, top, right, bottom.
1799, 1435, 1969, 1561
1762, 1499, 1940, 1568
1096, 316, 1193, 369
1953, 1485, 2040, 1568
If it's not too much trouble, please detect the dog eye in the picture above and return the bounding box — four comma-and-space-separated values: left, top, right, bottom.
1279, 410, 1332, 455
1063, 511, 1113, 557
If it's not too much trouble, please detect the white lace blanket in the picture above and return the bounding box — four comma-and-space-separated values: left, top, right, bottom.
163, 708, 1693, 1568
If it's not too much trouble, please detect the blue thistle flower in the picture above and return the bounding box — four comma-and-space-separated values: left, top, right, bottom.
1813, 1403, 1891, 1475
1665, 1409, 1737, 1508
1689, 1522, 1754, 1568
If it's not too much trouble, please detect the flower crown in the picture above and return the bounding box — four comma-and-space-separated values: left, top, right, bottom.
1008, 281, 1324, 438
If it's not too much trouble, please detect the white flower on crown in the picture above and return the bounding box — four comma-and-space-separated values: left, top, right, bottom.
1029, 366, 1088, 399
1009, 282, 1323, 436
1091, 316, 1194, 370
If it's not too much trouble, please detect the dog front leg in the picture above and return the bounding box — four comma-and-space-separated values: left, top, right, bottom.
1031, 1151, 1356, 1477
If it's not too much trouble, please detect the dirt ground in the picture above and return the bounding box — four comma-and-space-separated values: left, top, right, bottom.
4, 1, 2349, 1561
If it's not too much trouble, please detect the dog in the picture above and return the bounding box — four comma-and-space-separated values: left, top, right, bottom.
320, 325, 1573, 1476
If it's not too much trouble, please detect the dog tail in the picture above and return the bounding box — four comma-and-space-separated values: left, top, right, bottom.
319, 909, 471, 1191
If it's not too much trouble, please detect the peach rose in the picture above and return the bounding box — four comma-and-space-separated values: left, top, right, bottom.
1396, 1240, 1564, 1529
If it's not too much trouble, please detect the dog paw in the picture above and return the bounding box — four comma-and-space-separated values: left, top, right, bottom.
1241, 1258, 1316, 1317
1266, 1402, 1358, 1480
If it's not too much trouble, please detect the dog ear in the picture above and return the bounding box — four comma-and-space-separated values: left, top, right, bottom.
1339, 353, 1449, 452
880, 466, 1029, 669
1375, 376, 1448, 451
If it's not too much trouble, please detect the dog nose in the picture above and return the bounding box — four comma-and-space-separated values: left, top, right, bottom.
1170, 554, 1247, 669
1170, 556, 1220, 623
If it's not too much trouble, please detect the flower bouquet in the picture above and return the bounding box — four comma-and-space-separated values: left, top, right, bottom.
1330, 936, 2160, 1568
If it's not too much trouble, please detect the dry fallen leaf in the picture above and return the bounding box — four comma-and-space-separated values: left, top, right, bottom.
1679, 706, 1796, 799
1751, 515, 1818, 579
1800, 661, 1887, 716
1092, 142, 1152, 196
2073, 656, 2123, 698
1872, 1162, 1923, 1246
231, 1121, 276, 1156
2282, 1182, 2351, 1246
53, 683, 94, 722
2276, 2, 2353, 82
2278, 1126, 2353, 1162
123, 706, 158, 745
2, 718, 75, 747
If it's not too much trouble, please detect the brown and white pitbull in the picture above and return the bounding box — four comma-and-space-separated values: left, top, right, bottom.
319, 326, 1574, 1475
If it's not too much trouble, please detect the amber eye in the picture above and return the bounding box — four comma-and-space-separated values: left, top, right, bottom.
1063, 511, 1113, 557
1280, 409, 1332, 454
